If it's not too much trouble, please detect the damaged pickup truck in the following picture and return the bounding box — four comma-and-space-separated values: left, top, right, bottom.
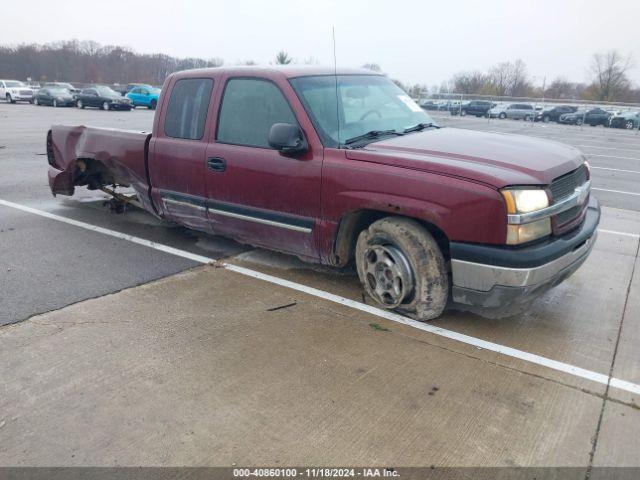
46, 66, 599, 320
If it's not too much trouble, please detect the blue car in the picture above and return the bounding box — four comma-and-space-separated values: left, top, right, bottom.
126, 85, 160, 109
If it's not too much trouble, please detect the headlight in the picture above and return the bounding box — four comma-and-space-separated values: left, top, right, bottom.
501, 188, 551, 245
502, 188, 549, 214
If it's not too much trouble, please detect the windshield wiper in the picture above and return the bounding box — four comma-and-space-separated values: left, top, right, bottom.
343, 129, 403, 148
403, 122, 440, 134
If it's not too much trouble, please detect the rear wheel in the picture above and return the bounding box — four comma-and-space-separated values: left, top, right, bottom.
523, 114, 531, 122
460, 109, 466, 116
102, 101, 110, 111
149, 99, 157, 110
53, 99, 58, 108
543, 115, 550, 123
355, 217, 449, 321
76, 99, 84, 109
575, 118, 583, 126
6, 94, 14, 104
34, 97, 39, 106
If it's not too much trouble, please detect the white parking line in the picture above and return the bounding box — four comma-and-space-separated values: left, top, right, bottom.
1, 198, 639, 395
590, 166, 640, 174
599, 229, 640, 238
587, 154, 640, 161
575, 144, 640, 153
593, 188, 640, 197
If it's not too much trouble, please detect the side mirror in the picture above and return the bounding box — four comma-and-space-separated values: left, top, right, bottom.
268, 123, 308, 155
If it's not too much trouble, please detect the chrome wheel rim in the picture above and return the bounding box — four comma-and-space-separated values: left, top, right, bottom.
626, 121, 634, 130
363, 245, 414, 308
77, 100, 82, 108
103, 102, 109, 110
53, 100, 57, 107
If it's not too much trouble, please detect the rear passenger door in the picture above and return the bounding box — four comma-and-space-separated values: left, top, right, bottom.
204, 76, 323, 260
148, 77, 215, 233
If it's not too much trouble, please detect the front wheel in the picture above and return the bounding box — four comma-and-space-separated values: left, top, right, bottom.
498, 112, 507, 119
355, 217, 449, 322
576, 118, 583, 126
6, 94, 14, 104
626, 120, 635, 130
102, 101, 110, 111
34, 97, 39, 106
149, 99, 157, 110
460, 110, 466, 116
53, 99, 58, 108
76, 100, 84, 109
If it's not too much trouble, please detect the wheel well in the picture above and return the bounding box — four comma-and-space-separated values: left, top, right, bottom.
331, 209, 449, 267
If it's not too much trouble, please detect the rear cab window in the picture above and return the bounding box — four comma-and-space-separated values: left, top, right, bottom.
164, 78, 214, 140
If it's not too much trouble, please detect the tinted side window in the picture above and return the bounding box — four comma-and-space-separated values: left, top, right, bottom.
164, 78, 214, 140
217, 78, 297, 148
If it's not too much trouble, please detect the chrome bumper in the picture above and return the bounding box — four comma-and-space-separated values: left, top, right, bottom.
452, 232, 595, 292
450, 197, 599, 309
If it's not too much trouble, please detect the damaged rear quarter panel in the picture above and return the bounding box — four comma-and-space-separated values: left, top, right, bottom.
48, 125, 152, 208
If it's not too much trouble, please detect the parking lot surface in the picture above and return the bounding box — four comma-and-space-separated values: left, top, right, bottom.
1, 103, 639, 468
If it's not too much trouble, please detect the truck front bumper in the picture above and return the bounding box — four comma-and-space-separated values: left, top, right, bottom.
450, 196, 600, 309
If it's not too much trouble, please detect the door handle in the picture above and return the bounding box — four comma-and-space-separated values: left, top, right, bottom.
207, 157, 226, 172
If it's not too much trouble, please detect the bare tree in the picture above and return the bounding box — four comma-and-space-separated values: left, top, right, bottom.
589, 50, 632, 101
544, 77, 582, 99
275, 51, 292, 65
452, 71, 490, 94
0, 41, 224, 85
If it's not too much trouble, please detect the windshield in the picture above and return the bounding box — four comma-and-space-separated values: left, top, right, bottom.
290, 75, 435, 147
5, 81, 24, 88
96, 86, 119, 97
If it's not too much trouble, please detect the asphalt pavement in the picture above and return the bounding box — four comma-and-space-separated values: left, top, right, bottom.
1, 101, 640, 468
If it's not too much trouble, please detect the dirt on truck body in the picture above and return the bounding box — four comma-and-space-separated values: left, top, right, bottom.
45, 66, 599, 320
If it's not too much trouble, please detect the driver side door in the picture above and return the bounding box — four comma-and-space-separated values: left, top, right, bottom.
204, 76, 323, 261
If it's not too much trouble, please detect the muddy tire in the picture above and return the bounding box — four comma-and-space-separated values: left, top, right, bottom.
355, 217, 449, 321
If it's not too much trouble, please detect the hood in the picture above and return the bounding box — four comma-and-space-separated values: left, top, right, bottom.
345, 127, 584, 189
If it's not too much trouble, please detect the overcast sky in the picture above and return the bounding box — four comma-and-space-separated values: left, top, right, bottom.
2, 0, 638, 87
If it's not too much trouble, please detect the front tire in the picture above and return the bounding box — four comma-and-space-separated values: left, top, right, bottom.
626, 120, 635, 130
102, 101, 110, 111
498, 112, 506, 119
576, 118, 583, 126
355, 217, 449, 321
6, 94, 14, 104
76, 99, 84, 109
53, 99, 58, 108
34, 97, 39, 106
149, 99, 157, 110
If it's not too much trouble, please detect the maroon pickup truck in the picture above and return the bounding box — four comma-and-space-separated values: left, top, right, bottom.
46, 66, 599, 320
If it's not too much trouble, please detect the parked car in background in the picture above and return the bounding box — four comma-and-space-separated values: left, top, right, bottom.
609, 111, 640, 129
488, 103, 534, 120
535, 105, 578, 123
44, 82, 81, 95
419, 100, 439, 110
451, 100, 496, 117
559, 108, 611, 126
34, 87, 77, 107
0, 80, 34, 103
503, 103, 535, 120
75, 86, 133, 110
126, 85, 161, 109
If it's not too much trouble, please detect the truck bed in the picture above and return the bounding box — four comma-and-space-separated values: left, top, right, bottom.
47, 125, 153, 208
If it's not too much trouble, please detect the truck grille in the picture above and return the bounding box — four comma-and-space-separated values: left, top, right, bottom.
19, 90, 33, 96
550, 164, 588, 201
550, 164, 589, 231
